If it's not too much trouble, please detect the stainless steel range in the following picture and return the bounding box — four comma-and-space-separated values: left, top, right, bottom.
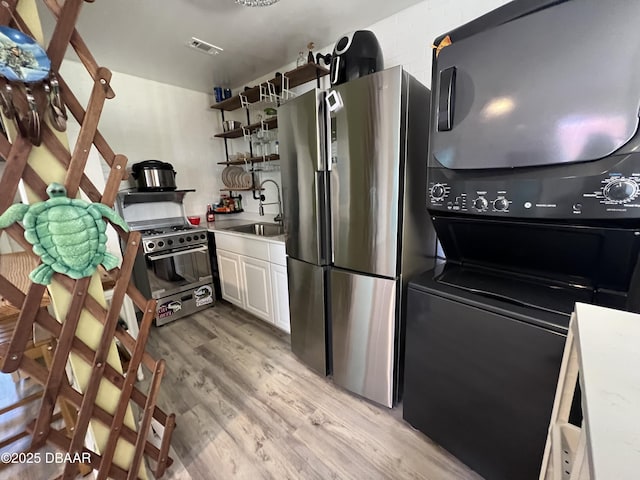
117, 190, 214, 326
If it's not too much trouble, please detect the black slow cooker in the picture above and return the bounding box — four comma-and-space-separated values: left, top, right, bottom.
131, 160, 177, 191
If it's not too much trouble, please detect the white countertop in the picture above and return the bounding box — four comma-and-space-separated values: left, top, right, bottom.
573, 302, 640, 479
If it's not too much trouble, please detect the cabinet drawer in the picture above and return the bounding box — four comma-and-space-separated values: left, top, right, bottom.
215, 232, 270, 261
269, 242, 286, 266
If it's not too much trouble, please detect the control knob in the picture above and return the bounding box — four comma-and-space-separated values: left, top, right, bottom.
147, 242, 155, 250
473, 197, 488, 211
430, 184, 447, 201
493, 197, 509, 211
603, 179, 638, 204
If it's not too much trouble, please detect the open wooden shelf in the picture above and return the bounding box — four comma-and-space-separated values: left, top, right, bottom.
211, 63, 329, 111
283, 63, 330, 88
213, 117, 278, 139
217, 154, 280, 165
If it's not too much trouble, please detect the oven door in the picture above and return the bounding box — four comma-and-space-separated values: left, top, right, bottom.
145, 245, 212, 298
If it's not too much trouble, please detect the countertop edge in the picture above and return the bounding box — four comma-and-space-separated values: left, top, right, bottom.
207, 225, 285, 245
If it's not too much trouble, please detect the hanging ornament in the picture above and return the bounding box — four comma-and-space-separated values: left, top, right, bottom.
0, 25, 57, 145
0, 25, 50, 83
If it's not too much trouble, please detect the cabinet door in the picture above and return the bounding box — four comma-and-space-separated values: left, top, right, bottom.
240, 255, 273, 323
217, 250, 244, 307
270, 263, 291, 333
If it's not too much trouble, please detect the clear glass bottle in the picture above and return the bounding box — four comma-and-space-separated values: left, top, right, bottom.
296, 52, 306, 68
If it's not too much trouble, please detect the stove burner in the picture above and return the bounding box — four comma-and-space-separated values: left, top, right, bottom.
141, 229, 164, 236
139, 225, 197, 237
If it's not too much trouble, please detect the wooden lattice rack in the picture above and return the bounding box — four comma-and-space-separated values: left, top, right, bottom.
0, 1, 176, 478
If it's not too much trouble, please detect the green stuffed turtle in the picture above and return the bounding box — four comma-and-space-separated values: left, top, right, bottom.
0, 182, 129, 285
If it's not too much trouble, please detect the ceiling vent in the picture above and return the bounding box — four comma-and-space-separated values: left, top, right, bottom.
187, 37, 223, 55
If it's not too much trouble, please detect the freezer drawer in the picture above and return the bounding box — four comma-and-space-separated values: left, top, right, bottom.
330, 268, 398, 407
287, 257, 329, 376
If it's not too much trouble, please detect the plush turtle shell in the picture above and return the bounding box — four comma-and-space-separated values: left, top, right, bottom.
0, 183, 128, 285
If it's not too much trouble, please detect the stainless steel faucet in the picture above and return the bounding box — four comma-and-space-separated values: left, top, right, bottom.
258, 179, 283, 225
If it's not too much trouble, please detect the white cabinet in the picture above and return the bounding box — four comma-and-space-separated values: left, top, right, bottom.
270, 263, 290, 333
240, 255, 273, 322
217, 250, 244, 308
214, 230, 290, 332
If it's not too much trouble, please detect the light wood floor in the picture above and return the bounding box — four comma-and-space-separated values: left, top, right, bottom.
146, 301, 483, 480
0, 301, 483, 479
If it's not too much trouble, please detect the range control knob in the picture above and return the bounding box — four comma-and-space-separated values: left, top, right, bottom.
430, 184, 447, 200
603, 179, 638, 204
147, 242, 155, 250
493, 197, 509, 211
473, 197, 489, 211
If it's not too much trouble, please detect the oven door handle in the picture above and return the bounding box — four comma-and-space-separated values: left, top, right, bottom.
147, 245, 208, 261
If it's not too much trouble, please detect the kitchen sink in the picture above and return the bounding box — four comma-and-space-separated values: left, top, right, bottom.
226, 222, 285, 237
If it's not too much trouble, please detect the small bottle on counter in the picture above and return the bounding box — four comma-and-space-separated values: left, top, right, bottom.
206, 204, 215, 222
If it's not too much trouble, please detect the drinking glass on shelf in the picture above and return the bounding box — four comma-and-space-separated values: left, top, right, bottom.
253, 137, 263, 158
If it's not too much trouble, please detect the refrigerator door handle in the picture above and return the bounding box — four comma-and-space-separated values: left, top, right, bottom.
315, 171, 326, 263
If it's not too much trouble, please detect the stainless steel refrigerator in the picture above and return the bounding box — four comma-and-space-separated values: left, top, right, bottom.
279, 88, 331, 377
279, 66, 437, 407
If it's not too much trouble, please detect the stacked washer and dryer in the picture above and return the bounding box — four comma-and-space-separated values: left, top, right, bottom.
402, 1, 640, 480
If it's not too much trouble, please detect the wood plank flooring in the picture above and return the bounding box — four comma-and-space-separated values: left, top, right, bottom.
0, 301, 483, 479
144, 302, 484, 480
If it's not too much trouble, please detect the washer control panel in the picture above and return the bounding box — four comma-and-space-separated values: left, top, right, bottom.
427, 171, 640, 219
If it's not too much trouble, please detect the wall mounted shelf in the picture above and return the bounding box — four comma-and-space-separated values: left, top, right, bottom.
214, 117, 277, 139
217, 154, 280, 166
210, 63, 329, 111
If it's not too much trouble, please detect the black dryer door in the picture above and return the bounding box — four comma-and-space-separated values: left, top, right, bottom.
431, 0, 640, 170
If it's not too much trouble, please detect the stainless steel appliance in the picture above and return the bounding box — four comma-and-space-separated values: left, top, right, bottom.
279, 66, 437, 407
116, 190, 214, 326
131, 160, 177, 191
329, 30, 383, 86
402, 1, 640, 479
279, 88, 331, 377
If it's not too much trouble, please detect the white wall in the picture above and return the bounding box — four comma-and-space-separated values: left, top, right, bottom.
60, 61, 225, 253
55, 0, 511, 233
61, 61, 224, 218
233, 0, 511, 91
367, 0, 511, 88
224, 0, 511, 217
